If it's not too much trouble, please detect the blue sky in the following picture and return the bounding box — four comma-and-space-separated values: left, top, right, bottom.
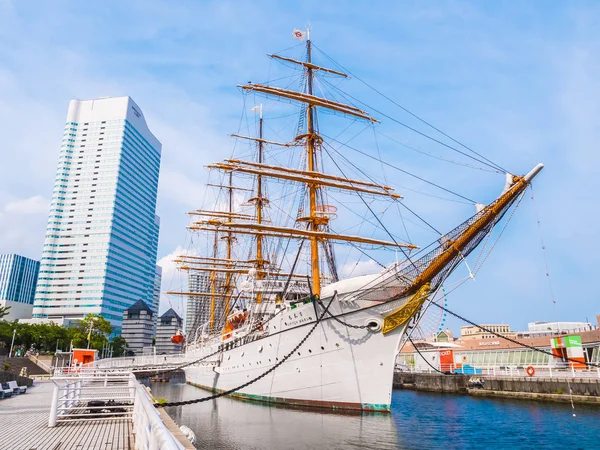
0, 1, 598, 332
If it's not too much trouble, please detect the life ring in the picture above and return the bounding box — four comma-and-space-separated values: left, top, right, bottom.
526, 366, 535, 377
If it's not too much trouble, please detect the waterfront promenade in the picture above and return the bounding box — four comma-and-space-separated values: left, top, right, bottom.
0, 380, 133, 450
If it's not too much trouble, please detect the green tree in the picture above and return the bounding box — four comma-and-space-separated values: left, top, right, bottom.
0, 305, 11, 319
70, 314, 112, 351
109, 336, 128, 357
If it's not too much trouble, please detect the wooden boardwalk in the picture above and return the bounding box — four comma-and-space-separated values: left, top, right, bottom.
0, 380, 133, 450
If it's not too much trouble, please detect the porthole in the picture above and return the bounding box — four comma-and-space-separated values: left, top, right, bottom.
321, 346, 324, 350
297, 352, 301, 356
308, 349, 312, 353
335, 343, 340, 347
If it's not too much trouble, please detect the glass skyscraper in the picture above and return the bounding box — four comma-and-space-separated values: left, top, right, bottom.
0, 254, 40, 320
32, 97, 162, 333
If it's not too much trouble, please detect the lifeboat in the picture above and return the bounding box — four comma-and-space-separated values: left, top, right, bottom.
227, 310, 248, 329
222, 310, 248, 340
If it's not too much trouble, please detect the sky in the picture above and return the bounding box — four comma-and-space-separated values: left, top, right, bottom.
0, 0, 598, 334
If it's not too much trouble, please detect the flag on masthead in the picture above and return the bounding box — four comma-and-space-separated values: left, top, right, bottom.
292, 28, 306, 41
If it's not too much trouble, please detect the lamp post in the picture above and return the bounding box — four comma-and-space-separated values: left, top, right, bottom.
8, 329, 16, 358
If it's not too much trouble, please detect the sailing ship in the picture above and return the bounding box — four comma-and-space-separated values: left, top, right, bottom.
169, 29, 543, 412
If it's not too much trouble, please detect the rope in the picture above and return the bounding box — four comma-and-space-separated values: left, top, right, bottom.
312, 43, 508, 174
530, 186, 557, 308
428, 300, 600, 369
407, 336, 445, 374
315, 301, 368, 329
154, 292, 337, 407
471, 190, 525, 276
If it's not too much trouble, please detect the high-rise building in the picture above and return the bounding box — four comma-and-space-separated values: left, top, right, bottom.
32, 97, 161, 334
186, 272, 226, 338
0, 254, 40, 320
152, 265, 162, 335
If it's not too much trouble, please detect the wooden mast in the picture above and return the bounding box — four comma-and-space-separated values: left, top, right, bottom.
255, 105, 265, 303
209, 229, 218, 331
223, 172, 235, 319
306, 31, 321, 297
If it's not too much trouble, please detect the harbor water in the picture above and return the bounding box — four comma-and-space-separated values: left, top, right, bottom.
150, 381, 600, 449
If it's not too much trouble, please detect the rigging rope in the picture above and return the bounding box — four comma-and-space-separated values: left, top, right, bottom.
428, 300, 600, 370
322, 134, 477, 204
529, 186, 557, 309
312, 43, 509, 174
407, 336, 445, 374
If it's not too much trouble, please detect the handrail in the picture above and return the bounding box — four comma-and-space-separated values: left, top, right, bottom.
49, 372, 186, 449
395, 363, 600, 379
133, 381, 185, 450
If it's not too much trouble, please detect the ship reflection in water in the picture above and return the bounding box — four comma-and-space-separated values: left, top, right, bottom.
149, 381, 600, 449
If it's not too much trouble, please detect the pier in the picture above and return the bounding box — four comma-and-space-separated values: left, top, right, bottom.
0, 380, 131, 450
0, 369, 193, 450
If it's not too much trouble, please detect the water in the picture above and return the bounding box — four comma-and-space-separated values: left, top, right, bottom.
150, 381, 600, 449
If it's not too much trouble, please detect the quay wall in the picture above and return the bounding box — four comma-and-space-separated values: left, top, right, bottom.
483, 376, 600, 397
0, 370, 33, 387
394, 372, 469, 393
393, 372, 600, 403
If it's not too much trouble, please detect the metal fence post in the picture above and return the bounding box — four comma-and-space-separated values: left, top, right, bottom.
48, 381, 60, 427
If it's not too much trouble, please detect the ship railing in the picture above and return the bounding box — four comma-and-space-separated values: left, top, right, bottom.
49, 371, 185, 449
396, 363, 600, 379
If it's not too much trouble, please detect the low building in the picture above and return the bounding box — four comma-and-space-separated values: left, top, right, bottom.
0, 254, 40, 320
399, 327, 600, 372
524, 321, 594, 336
155, 308, 183, 355
121, 300, 154, 356
460, 324, 515, 341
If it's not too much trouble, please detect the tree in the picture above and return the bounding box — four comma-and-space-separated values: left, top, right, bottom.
109, 336, 128, 357
0, 305, 10, 319
70, 314, 112, 351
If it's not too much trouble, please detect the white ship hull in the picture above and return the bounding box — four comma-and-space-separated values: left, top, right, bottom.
184, 292, 410, 412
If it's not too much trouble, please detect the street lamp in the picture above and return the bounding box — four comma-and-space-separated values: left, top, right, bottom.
8, 329, 16, 358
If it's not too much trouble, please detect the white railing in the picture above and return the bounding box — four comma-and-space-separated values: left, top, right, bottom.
49, 370, 185, 450
396, 363, 600, 379
91, 354, 189, 370
49, 371, 135, 425
133, 380, 185, 450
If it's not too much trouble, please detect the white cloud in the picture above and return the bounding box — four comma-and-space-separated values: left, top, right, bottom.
0, 195, 49, 258
156, 246, 199, 318
4, 195, 48, 214
339, 259, 381, 278
0, 1, 598, 335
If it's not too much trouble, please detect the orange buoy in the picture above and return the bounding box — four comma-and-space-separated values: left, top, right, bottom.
526, 365, 535, 376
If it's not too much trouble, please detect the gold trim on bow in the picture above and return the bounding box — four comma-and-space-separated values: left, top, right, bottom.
382, 283, 431, 334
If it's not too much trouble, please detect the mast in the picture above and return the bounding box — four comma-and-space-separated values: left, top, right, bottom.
255, 105, 265, 303
305, 31, 321, 297
209, 229, 218, 331
223, 172, 234, 319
